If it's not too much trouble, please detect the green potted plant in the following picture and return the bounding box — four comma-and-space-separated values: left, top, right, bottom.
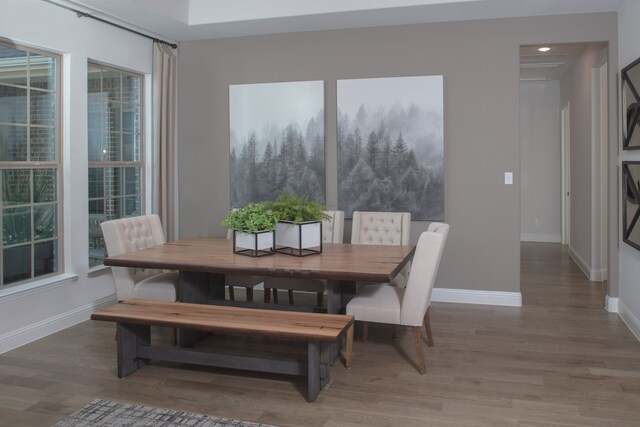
268, 193, 330, 256
221, 203, 279, 257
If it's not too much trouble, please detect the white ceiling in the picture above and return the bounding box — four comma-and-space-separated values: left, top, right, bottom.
56, 0, 622, 42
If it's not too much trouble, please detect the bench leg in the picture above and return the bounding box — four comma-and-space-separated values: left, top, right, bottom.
117, 323, 149, 378
344, 323, 354, 369
308, 341, 321, 402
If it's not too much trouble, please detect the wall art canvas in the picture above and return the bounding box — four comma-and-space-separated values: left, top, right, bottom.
337, 75, 444, 220
229, 81, 325, 207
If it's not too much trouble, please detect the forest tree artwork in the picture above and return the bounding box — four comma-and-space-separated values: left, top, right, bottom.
229, 81, 325, 207
337, 76, 444, 220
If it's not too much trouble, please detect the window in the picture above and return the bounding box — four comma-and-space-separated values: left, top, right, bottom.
88, 63, 143, 267
0, 42, 60, 288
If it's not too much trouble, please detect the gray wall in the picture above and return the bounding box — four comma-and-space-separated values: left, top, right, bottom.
177, 13, 617, 294
520, 80, 562, 242
618, 0, 640, 335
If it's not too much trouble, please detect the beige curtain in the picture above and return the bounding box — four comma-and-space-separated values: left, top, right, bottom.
152, 42, 177, 241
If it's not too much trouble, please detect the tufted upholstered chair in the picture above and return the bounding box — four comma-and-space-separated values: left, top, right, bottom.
226, 227, 265, 302
101, 214, 179, 302
346, 223, 449, 374
351, 211, 411, 288
264, 210, 345, 306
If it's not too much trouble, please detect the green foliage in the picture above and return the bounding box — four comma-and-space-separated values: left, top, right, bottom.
268, 193, 329, 223
220, 203, 279, 233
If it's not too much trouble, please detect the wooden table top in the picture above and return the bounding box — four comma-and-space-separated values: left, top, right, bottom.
104, 237, 415, 283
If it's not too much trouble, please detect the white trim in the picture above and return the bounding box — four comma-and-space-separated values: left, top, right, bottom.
0, 273, 78, 300
0, 294, 117, 354
520, 233, 562, 243
605, 295, 619, 313
568, 245, 606, 282
619, 301, 640, 342
431, 288, 522, 307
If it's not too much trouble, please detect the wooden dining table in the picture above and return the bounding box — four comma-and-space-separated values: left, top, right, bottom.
104, 237, 415, 349
104, 237, 414, 309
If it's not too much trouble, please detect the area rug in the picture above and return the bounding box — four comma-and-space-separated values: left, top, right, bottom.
53, 398, 277, 427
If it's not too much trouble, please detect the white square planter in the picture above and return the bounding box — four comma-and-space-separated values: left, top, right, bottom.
275, 221, 322, 256
233, 230, 275, 257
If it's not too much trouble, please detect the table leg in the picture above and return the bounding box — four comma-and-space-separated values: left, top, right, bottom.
177, 271, 225, 347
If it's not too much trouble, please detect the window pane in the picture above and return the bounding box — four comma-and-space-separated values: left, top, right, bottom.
102, 70, 121, 101
88, 130, 104, 162
34, 204, 56, 240
122, 133, 139, 161
31, 90, 55, 126
3, 244, 31, 284
3, 206, 31, 245
0, 124, 27, 161
104, 167, 123, 198
87, 93, 103, 130
124, 196, 140, 216
34, 240, 57, 277
89, 215, 105, 268
122, 74, 140, 103
105, 196, 122, 220
33, 169, 56, 203
30, 126, 55, 161
107, 101, 121, 132
88, 168, 104, 199
0, 46, 28, 87
106, 132, 121, 161
124, 167, 140, 195
0, 84, 27, 124
87, 66, 102, 94
89, 198, 104, 215
30, 54, 55, 91
122, 104, 139, 133
2, 169, 30, 206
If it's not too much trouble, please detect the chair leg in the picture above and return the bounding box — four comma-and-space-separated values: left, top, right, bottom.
344, 323, 354, 369
362, 322, 369, 342
316, 291, 323, 307
288, 289, 295, 305
414, 326, 426, 375
228, 285, 235, 301
273, 288, 279, 304
246, 288, 254, 302
423, 308, 435, 347
264, 287, 271, 303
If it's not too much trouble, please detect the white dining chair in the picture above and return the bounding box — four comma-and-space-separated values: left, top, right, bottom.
101, 214, 179, 302
351, 211, 412, 288
264, 210, 345, 306
346, 223, 449, 374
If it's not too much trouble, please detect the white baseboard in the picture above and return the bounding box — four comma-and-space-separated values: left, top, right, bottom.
520, 233, 561, 243
619, 301, 640, 342
568, 246, 605, 282
605, 295, 619, 312
0, 294, 117, 354
431, 287, 522, 307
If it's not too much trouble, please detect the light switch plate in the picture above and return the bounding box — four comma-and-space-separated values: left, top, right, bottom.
504, 172, 513, 185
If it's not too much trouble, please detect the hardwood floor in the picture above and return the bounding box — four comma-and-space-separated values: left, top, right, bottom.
1, 242, 639, 426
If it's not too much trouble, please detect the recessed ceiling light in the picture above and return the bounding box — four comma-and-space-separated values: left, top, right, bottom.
538, 47, 551, 52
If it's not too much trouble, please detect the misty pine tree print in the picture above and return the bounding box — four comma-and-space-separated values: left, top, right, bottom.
229, 81, 325, 207
337, 76, 444, 220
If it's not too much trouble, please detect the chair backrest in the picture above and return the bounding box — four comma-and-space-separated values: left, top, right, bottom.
101, 214, 167, 300
350, 211, 411, 245
323, 210, 345, 243
400, 223, 449, 326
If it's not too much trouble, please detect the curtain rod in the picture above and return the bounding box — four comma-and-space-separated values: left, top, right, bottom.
43, 0, 178, 49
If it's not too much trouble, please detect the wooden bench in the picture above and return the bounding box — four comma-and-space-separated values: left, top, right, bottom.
91, 299, 354, 402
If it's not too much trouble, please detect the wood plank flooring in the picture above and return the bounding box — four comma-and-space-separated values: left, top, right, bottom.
1, 242, 639, 426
